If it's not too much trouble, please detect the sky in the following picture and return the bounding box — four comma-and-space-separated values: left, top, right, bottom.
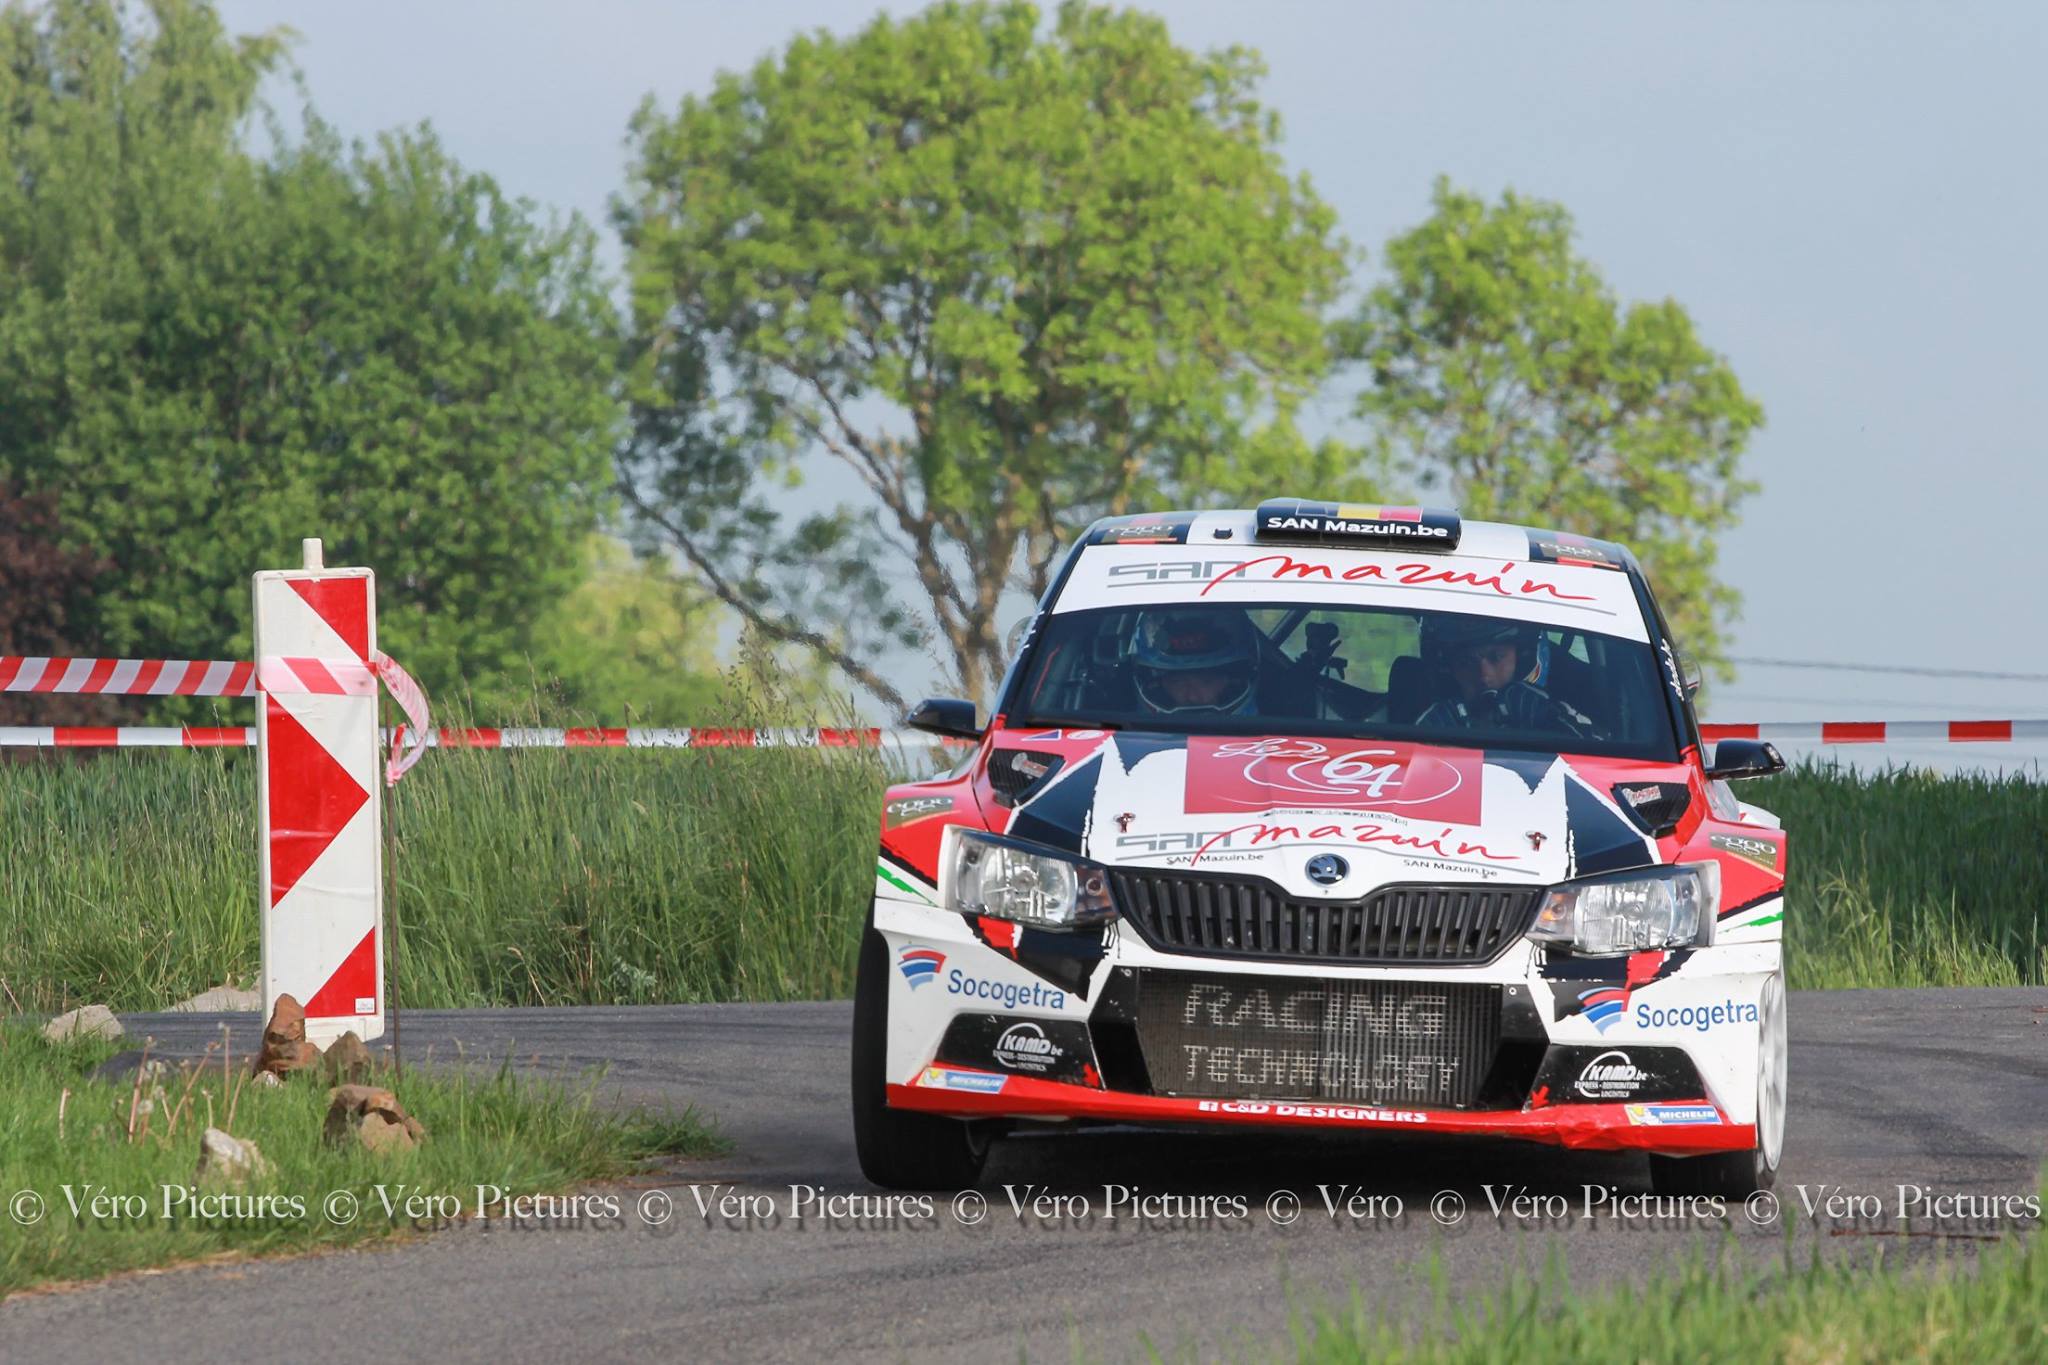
213, 0, 2048, 773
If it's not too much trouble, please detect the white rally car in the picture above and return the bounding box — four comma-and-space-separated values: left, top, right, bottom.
852, 500, 1789, 1195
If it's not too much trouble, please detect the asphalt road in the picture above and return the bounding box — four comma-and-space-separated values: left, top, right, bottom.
6, 989, 2046, 1363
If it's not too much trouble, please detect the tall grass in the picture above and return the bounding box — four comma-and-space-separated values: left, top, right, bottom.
1, 752, 2041, 1012
1747, 762, 2048, 988
0, 743, 892, 1013
388, 743, 890, 1006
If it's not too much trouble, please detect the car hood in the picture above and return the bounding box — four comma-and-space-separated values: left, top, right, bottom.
991, 729, 1675, 899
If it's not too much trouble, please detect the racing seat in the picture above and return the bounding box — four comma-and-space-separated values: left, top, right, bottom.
1386, 655, 1434, 725
1537, 642, 1608, 733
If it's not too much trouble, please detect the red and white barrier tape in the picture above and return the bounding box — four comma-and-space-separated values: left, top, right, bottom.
0, 657, 256, 697
1696, 720, 2048, 743
0, 726, 256, 747
0, 726, 924, 748
4, 721, 2046, 749
11, 656, 2038, 750
6, 652, 430, 782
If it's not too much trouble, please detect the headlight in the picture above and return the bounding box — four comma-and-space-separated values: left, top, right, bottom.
1530, 863, 1719, 956
940, 827, 1115, 930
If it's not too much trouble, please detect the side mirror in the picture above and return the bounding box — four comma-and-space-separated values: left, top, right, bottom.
1705, 737, 1785, 782
905, 697, 982, 742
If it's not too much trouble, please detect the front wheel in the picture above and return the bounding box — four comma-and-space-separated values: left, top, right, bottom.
850, 923, 993, 1190
1649, 969, 1787, 1199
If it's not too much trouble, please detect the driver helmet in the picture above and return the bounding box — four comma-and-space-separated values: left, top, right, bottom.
1422, 614, 1536, 689
1131, 609, 1259, 717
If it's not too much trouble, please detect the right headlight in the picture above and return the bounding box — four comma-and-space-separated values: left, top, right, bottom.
939, 826, 1115, 930
1529, 863, 1719, 956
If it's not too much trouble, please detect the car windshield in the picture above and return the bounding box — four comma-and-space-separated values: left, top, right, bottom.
1009, 600, 1682, 761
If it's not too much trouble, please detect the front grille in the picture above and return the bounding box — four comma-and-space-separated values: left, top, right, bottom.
1110, 870, 1541, 966
1133, 971, 1500, 1108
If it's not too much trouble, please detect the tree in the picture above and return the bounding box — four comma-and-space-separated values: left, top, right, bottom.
1346, 180, 1764, 673
0, 484, 113, 726
615, 0, 1349, 709
521, 533, 725, 722
0, 0, 621, 703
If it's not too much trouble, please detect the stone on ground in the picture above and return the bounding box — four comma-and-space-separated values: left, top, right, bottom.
323, 1084, 427, 1153
251, 993, 320, 1078
168, 984, 262, 1013
42, 1004, 123, 1044
320, 1031, 375, 1085
194, 1127, 273, 1186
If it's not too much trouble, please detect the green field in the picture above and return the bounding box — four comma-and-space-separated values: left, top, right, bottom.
0, 1024, 721, 1297
2, 750, 2043, 1013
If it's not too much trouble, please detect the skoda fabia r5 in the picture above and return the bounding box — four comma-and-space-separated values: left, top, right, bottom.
853, 500, 1789, 1196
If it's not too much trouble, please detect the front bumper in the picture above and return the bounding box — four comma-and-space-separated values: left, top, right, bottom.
873, 890, 1780, 1158
889, 1070, 1756, 1154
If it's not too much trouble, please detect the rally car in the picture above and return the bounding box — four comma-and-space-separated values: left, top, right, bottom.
852, 500, 1789, 1196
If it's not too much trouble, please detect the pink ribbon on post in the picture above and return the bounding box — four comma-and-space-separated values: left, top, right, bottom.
370, 652, 430, 787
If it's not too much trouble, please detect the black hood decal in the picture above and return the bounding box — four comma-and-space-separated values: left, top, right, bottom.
1564, 775, 1658, 878
1485, 749, 1559, 795
1003, 733, 1184, 854
1004, 752, 1104, 854
1102, 731, 1189, 769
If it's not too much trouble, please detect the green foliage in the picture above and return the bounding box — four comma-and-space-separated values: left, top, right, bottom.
616, 0, 1350, 706
520, 534, 726, 722
1346, 180, 1765, 674
0, 0, 621, 703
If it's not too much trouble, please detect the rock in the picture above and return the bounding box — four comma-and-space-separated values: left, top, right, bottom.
167, 984, 262, 1013
251, 1071, 285, 1090
251, 993, 320, 1078
323, 1084, 426, 1153
320, 1031, 375, 1085
89, 1050, 170, 1084
194, 1127, 273, 1187
356, 1112, 412, 1154
42, 1004, 123, 1044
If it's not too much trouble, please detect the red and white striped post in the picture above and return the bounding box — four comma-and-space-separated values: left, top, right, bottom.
253, 539, 386, 1045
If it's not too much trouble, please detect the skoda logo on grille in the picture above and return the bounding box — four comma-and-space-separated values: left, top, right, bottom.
1305, 854, 1349, 886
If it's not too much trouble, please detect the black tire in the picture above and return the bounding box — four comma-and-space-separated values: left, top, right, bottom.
1649, 970, 1787, 1200
850, 923, 993, 1190
1648, 1146, 1773, 1199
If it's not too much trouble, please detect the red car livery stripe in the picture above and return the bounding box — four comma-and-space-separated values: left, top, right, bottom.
888, 1074, 1753, 1154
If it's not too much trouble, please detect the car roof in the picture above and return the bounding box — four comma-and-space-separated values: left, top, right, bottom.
1080, 508, 1641, 574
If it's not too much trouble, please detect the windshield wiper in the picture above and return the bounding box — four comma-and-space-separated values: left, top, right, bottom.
1010, 715, 1122, 732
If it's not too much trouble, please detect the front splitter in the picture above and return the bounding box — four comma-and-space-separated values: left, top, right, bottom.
889, 1069, 1755, 1155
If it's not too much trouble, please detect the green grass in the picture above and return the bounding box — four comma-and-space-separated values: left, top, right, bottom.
1263, 1232, 2048, 1364
1747, 762, 2048, 988
0, 1023, 723, 1298
1, 743, 892, 1013
1, 751, 2042, 1012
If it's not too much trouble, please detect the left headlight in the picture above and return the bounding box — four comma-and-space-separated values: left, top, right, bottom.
939, 826, 1115, 930
1529, 863, 1719, 956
